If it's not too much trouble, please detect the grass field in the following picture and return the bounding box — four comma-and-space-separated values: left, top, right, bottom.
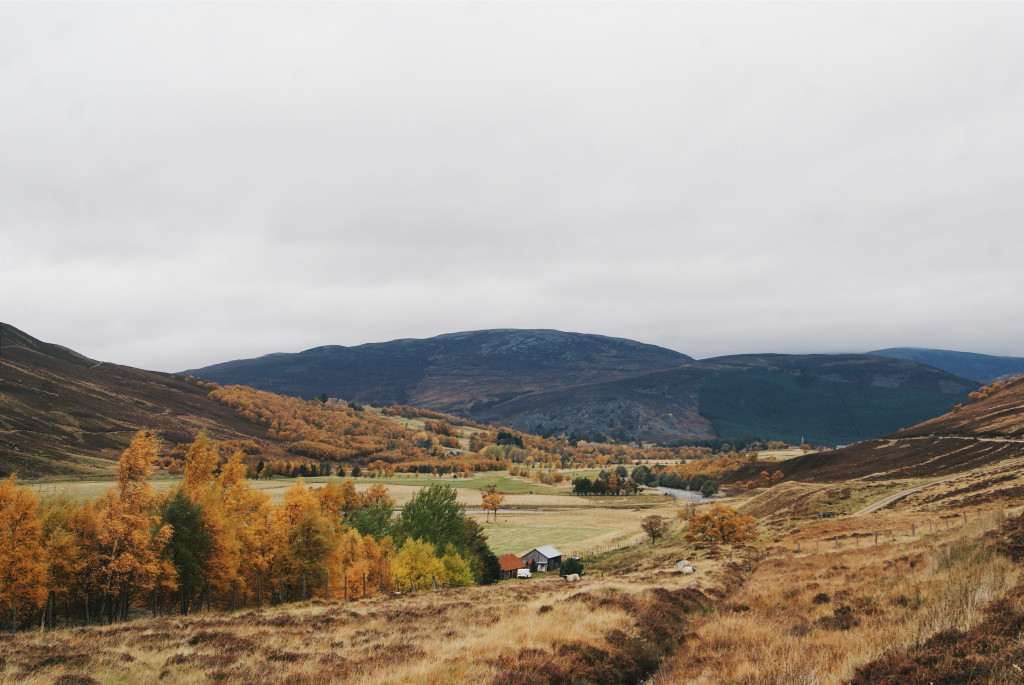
348, 470, 564, 495
478, 523, 617, 555
26, 472, 665, 561
471, 503, 676, 555
24, 470, 569, 505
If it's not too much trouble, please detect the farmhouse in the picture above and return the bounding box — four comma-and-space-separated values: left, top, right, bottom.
521, 545, 563, 573
497, 553, 527, 580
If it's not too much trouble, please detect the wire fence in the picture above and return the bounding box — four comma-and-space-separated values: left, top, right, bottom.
728, 508, 989, 566
569, 531, 648, 561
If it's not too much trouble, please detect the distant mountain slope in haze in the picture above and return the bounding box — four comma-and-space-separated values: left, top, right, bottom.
0, 323, 295, 478
870, 347, 1024, 383
477, 353, 974, 445
778, 374, 1024, 483
184, 329, 693, 411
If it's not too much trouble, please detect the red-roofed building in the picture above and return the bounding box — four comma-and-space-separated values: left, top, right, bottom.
497, 553, 527, 580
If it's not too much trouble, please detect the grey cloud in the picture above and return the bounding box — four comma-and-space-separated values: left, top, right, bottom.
3, 2, 1024, 371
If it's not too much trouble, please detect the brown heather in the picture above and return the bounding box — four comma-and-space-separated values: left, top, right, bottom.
651, 509, 1020, 685
0, 539, 738, 685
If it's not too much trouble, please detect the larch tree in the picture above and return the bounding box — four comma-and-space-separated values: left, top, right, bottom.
283, 479, 336, 600
38, 493, 85, 628
95, 431, 173, 622
183, 430, 219, 497
0, 476, 47, 631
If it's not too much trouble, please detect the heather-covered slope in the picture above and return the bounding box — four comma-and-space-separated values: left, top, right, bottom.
187, 330, 975, 446
184, 329, 693, 411
778, 375, 1024, 482
0, 323, 292, 478
476, 353, 974, 446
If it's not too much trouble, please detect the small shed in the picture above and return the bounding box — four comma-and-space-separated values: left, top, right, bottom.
497, 554, 527, 580
521, 546, 563, 573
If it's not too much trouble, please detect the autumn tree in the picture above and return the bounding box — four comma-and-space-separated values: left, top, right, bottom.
182, 429, 220, 496
0, 476, 47, 630
392, 538, 444, 591
38, 493, 86, 627
684, 504, 757, 544
481, 491, 504, 523
95, 431, 174, 622
283, 479, 336, 600
641, 514, 670, 543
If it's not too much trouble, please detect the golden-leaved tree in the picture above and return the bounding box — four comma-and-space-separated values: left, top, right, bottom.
684, 503, 757, 544
0, 475, 47, 630
95, 430, 174, 622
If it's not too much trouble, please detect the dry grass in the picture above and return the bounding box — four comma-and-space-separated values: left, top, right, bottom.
651, 509, 1019, 685
0, 537, 735, 685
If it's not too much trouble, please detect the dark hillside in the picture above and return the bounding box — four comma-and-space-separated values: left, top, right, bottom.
475, 353, 973, 445
870, 347, 1024, 383
184, 329, 693, 411
0, 323, 292, 478
777, 375, 1024, 482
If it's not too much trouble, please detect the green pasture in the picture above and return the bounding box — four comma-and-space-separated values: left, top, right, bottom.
479, 523, 616, 556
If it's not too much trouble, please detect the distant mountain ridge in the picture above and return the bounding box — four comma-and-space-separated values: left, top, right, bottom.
183, 329, 693, 413
474, 353, 975, 446
186, 330, 977, 446
869, 347, 1024, 383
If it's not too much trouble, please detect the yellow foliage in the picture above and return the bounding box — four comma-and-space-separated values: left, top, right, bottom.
0, 476, 47, 624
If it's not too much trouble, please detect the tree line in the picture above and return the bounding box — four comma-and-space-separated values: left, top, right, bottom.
0, 431, 499, 632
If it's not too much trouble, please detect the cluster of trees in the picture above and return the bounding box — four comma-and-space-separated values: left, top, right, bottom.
206, 385, 511, 475
679, 504, 757, 544
571, 455, 755, 497
733, 469, 785, 491
571, 467, 640, 495
639, 504, 758, 545
968, 376, 1021, 403
629, 465, 719, 496
255, 460, 333, 478
0, 431, 498, 632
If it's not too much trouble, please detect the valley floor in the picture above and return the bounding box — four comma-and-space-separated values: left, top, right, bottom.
8, 460, 1024, 685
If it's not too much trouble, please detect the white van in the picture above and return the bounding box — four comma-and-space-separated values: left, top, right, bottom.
516, 568, 532, 579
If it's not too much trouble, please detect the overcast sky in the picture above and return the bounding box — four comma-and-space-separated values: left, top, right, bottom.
3, 2, 1024, 372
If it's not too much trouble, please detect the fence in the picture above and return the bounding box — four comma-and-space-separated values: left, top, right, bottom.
727, 508, 990, 566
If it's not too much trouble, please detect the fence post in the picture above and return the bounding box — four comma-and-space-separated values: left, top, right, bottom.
834, 537, 839, 549
796, 542, 800, 554
911, 523, 915, 537
874, 531, 878, 545
963, 512, 968, 526
344, 573, 348, 602
815, 540, 819, 552
929, 520, 933, 534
